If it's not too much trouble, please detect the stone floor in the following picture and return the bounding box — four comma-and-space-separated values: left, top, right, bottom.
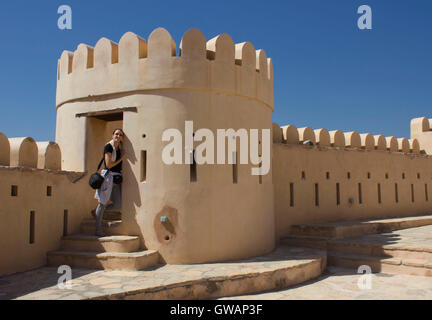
0, 246, 324, 300
3, 224, 432, 300
222, 266, 432, 300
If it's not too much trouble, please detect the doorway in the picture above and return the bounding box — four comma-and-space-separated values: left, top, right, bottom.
77, 108, 135, 220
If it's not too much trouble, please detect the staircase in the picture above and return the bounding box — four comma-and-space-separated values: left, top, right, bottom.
47, 211, 161, 271
326, 237, 432, 277
281, 215, 432, 277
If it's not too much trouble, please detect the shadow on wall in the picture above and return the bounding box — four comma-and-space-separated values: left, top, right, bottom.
122, 132, 142, 237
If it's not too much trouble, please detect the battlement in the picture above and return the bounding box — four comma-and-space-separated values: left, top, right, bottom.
0, 132, 61, 170
411, 117, 432, 155
273, 123, 422, 154
56, 28, 274, 110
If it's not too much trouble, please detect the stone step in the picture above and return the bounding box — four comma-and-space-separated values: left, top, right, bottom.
290, 215, 432, 239
280, 235, 328, 250
47, 250, 161, 271
61, 234, 140, 253
89, 210, 121, 221
80, 220, 122, 236
328, 252, 432, 277
327, 238, 432, 261
102, 210, 122, 221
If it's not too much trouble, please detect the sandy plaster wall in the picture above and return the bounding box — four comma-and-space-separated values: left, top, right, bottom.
273, 143, 432, 239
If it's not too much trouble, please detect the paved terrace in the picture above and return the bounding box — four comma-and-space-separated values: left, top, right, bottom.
0, 246, 325, 300
222, 266, 432, 300
2, 224, 432, 300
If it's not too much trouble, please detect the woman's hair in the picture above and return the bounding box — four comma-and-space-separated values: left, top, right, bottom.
112, 128, 124, 136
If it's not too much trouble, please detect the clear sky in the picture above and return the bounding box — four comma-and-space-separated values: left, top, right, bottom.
0, 0, 430, 141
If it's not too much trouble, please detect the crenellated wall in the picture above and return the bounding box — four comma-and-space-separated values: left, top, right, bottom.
3, 134, 62, 170
411, 117, 432, 154
36, 142, 62, 171
273, 122, 432, 239
277, 124, 423, 154
0, 132, 91, 276
0, 132, 10, 166
56, 28, 273, 110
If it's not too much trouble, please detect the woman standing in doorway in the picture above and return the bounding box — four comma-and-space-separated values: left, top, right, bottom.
94, 129, 125, 236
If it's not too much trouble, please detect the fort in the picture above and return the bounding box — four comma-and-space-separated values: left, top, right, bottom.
1, 28, 432, 298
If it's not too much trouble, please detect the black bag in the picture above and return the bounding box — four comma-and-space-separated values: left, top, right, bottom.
113, 174, 123, 185
89, 157, 105, 190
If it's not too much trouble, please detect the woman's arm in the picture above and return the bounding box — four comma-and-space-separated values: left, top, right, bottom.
104, 152, 123, 169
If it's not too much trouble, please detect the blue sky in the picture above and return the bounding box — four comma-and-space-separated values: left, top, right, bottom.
0, 0, 430, 141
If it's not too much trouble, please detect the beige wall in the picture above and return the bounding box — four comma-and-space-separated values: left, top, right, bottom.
56, 90, 275, 264
0, 132, 94, 276
273, 142, 432, 240
0, 167, 92, 276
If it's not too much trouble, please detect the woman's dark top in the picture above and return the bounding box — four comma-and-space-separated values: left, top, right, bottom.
104, 144, 122, 173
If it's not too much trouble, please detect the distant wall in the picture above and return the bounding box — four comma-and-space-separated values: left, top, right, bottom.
0, 132, 93, 276
273, 142, 432, 239
0, 167, 91, 276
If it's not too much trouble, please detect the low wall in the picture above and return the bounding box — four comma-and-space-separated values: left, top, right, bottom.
0, 167, 92, 276
273, 143, 432, 240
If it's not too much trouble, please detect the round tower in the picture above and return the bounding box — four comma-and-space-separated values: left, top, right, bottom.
55, 28, 275, 264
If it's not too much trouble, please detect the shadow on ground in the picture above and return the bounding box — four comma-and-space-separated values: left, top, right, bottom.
0, 267, 98, 300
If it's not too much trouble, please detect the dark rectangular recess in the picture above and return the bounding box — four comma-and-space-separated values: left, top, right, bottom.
75, 107, 137, 121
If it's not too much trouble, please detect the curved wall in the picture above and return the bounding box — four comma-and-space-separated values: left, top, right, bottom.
55, 28, 275, 264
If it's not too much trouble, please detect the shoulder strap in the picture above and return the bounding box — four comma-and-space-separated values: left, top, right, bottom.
96, 157, 105, 171
97, 147, 108, 171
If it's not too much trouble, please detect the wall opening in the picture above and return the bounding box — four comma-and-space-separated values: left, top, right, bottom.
377, 183, 382, 204
358, 183, 363, 204
395, 183, 399, 203
232, 151, 238, 184
190, 150, 197, 182
290, 183, 294, 207
347, 172, 351, 179
426, 184, 429, 202
336, 183, 340, 206
314, 183, 319, 207
47, 186, 52, 197
29, 211, 35, 244
84, 112, 125, 184
326, 172, 330, 180
301, 171, 306, 180
411, 184, 415, 203
141, 150, 147, 182
11, 185, 18, 197
258, 161, 262, 185
63, 210, 68, 237
367, 172, 371, 179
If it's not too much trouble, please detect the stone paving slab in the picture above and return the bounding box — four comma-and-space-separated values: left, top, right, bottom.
0, 246, 325, 300
221, 266, 432, 300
